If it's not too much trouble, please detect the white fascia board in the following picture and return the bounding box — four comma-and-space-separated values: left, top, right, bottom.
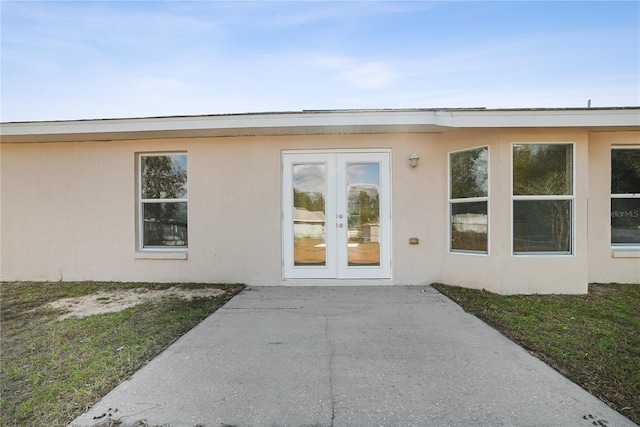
1, 110, 449, 139
2, 108, 638, 143
449, 108, 640, 128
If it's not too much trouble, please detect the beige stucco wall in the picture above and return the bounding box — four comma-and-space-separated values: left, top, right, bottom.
437, 128, 591, 294
1, 129, 637, 293
587, 131, 640, 284
0, 134, 441, 286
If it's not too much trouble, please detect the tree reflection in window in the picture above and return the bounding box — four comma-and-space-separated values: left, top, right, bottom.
142, 155, 187, 199
611, 148, 640, 245
140, 154, 188, 248
512, 144, 573, 254
449, 147, 489, 253
513, 144, 572, 196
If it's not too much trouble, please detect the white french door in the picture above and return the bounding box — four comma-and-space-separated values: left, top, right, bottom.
283, 151, 391, 279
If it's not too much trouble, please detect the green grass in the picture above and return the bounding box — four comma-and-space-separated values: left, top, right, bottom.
432, 283, 640, 424
0, 281, 244, 427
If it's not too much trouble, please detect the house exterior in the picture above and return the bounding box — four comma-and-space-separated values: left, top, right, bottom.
1, 107, 638, 294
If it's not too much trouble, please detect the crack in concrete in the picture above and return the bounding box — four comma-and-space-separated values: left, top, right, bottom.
324, 315, 336, 427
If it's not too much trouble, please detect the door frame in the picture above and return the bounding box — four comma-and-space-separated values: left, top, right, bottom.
282, 149, 392, 280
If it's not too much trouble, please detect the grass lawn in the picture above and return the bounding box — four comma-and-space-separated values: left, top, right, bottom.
0, 281, 244, 427
433, 283, 640, 425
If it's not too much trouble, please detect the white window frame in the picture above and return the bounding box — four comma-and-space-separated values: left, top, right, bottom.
137, 152, 188, 253
611, 145, 640, 251
511, 142, 575, 256
448, 146, 490, 255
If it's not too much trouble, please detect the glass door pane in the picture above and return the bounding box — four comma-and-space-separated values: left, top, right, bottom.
283, 151, 390, 280
346, 163, 381, 266
293, 163, 327, 266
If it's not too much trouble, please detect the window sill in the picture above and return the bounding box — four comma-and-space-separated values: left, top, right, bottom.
135, 251, 188, 260
513, 253, 573, 257
450, 250, 489, 256
611, 249, 640, 258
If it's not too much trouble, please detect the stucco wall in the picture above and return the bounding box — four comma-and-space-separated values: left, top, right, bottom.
587, 131, 640, 284
437, 128, 591, 294
1, 129, 637, 293
0, 134, 441, 286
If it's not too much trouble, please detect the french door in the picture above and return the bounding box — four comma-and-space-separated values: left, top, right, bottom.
283, 151, 391, 279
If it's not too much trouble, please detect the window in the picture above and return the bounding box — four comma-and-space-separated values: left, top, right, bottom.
139, 153, 188, 250
449, 146, 489, 253
512, 144, 573, 255
611, 147, 640, 247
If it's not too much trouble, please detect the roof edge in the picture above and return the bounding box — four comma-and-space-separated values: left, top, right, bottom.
2, 107, 639, 143
2, 106, 639, 126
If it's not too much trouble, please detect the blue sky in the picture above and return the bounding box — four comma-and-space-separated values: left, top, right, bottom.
1, 1, 638, 122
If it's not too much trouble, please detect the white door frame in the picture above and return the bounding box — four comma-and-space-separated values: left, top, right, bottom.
282, 150, 392, 280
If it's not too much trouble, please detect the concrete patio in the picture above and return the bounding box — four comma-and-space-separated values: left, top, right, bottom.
70, 286, 636, 427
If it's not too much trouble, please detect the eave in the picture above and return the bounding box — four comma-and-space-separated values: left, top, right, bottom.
1, 107, 639, 144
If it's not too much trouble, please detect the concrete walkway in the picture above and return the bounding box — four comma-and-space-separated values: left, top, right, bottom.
70, 286, 636, 427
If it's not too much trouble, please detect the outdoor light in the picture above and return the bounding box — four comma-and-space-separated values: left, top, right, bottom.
408, 153, 420, 168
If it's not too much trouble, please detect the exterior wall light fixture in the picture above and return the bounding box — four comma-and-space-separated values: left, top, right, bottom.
409, 153, 420, 168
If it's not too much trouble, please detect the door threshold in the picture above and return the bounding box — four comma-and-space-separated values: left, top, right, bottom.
280, 279, 394, 286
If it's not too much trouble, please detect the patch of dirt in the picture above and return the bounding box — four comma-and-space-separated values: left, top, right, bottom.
47, 287, 226, 320
588, 283, 620, 296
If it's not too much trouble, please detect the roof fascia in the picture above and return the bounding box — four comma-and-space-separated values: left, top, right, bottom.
1, 108, 638, 143
449, 108, 640, 128
0, 110, 451, 140
0, 110, 451, 143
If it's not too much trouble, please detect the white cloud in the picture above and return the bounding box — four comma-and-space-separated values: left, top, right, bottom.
343, 62, 395, 89
308, 55, 395, 89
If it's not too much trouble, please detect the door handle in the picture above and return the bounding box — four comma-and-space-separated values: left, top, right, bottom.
339, 223, 344, 228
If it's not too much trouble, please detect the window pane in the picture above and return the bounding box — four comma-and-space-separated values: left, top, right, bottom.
141, 155, 187, 199
143, 202, 188, 247
347, 163, 380, 266
513, 144, 572, 196
611, 149, 640, 194
451, 201, 488, 252
513, 200, 571, 253
450, 147, 488, 199
293, 163, 326, 266
611, 198, 640, 244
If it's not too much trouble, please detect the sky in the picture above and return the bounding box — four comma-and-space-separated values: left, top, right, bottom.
1, 1, 639, 122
